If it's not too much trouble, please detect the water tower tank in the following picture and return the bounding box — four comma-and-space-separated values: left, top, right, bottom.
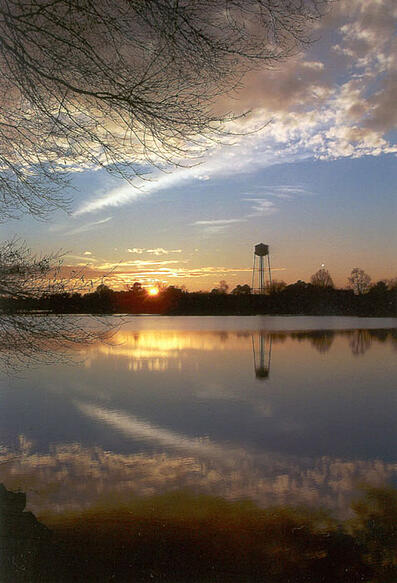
255, 243, 269, 256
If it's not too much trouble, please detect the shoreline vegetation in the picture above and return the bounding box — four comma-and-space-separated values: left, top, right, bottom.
3, 281, 396, 318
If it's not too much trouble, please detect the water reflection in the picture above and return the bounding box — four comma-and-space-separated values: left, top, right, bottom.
0, 313, 114, 374
0, 317, 396, 580
348, 329, 372, 356
1, 436, 396, 518
93, 329, 233, 372
309, 330, 335, 353
83, 327, 397, 385
252, 333, 272, 379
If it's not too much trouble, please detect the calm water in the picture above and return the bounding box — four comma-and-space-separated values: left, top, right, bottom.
1, 315, 396, 522
0, 317, 397, 515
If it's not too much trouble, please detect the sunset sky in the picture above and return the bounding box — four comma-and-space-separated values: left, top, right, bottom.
2, 0, 396, 291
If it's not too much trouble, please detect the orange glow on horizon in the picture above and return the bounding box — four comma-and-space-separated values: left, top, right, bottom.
148, 287, 159, 296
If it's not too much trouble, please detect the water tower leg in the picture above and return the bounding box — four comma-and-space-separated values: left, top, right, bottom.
260, 255, 264, 293
268, 254, 272, 286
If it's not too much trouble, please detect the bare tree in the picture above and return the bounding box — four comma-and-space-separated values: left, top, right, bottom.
0, 312, 114, 373
348, 268, 371, 295
310, 268, 334, 288
0, 239, 114, 372
0, 0, 328, 219
0, 238, 91, 302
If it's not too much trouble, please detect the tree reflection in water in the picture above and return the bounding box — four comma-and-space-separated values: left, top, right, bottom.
248, 328, 396, 381
1, 319, 395, 375
1, 483, 396, 583
348, 330, 373, 356
0, 314, 116, 374
308, 330, 336, 354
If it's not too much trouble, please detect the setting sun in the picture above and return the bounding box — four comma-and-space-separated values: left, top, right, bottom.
148, 287, 159, 296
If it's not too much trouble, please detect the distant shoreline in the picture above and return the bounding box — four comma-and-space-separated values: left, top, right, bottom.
5, 310, 397, 321
3, 285, 396, 319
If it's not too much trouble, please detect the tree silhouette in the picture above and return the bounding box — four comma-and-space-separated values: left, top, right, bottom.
0, 239, 113, 372
211, 280, 229, 294
311, 268, 334, 288
0, 239, 92, 303
231, 284, 251, 295
128, 282, 148, 298
348, 268, 371, 295
266, 280, 287, 294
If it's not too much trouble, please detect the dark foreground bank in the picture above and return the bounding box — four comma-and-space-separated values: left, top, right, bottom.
1, 484, 396, 583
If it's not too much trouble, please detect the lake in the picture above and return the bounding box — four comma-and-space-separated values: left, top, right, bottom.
1, 315, 396, 581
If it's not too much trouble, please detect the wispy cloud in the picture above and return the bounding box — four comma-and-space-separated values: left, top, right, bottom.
192, 186, 308, 229
97, 259, 182, 270
73, 166, 200, 216
127, 247, 182, 255
192, 219, 246, 226
192, 218, 247, 235
52, 216, 113, 236
240, 184, 314, 217
267, 186, 313, 200
147, 248, 182, 255
243, 199, 277, 217
63, 253, 97, 263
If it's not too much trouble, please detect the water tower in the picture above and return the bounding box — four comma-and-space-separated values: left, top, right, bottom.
252, 243, 272, 294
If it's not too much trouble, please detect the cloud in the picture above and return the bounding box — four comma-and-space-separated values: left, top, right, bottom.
146, 248, 182, 255
73, 167, 197, 215
243, 199, 277, 217
69, 1, 395, 218
54, 216, 113, 236
128, 248, 182, 255
192, 218, 247, 235
83, 251, 92, 256
73, 126, 311, 216
97, 259, 182, 270
192, 219, 246, 226
240, 184, 313, 217
56, 261, 288, 289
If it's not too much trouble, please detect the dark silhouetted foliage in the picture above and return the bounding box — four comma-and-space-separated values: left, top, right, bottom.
5, 277, 396, 317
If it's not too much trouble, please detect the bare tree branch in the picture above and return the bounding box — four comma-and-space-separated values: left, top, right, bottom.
0, 238, 116, 372
0, 0, 329, 219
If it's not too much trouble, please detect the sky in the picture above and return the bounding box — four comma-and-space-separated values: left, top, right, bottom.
2, 0, 396, 291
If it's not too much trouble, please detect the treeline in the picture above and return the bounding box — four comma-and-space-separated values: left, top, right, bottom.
4, 279, 396, 317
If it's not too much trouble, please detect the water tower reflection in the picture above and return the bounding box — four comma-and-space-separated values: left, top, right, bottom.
251, 332, 272, 380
